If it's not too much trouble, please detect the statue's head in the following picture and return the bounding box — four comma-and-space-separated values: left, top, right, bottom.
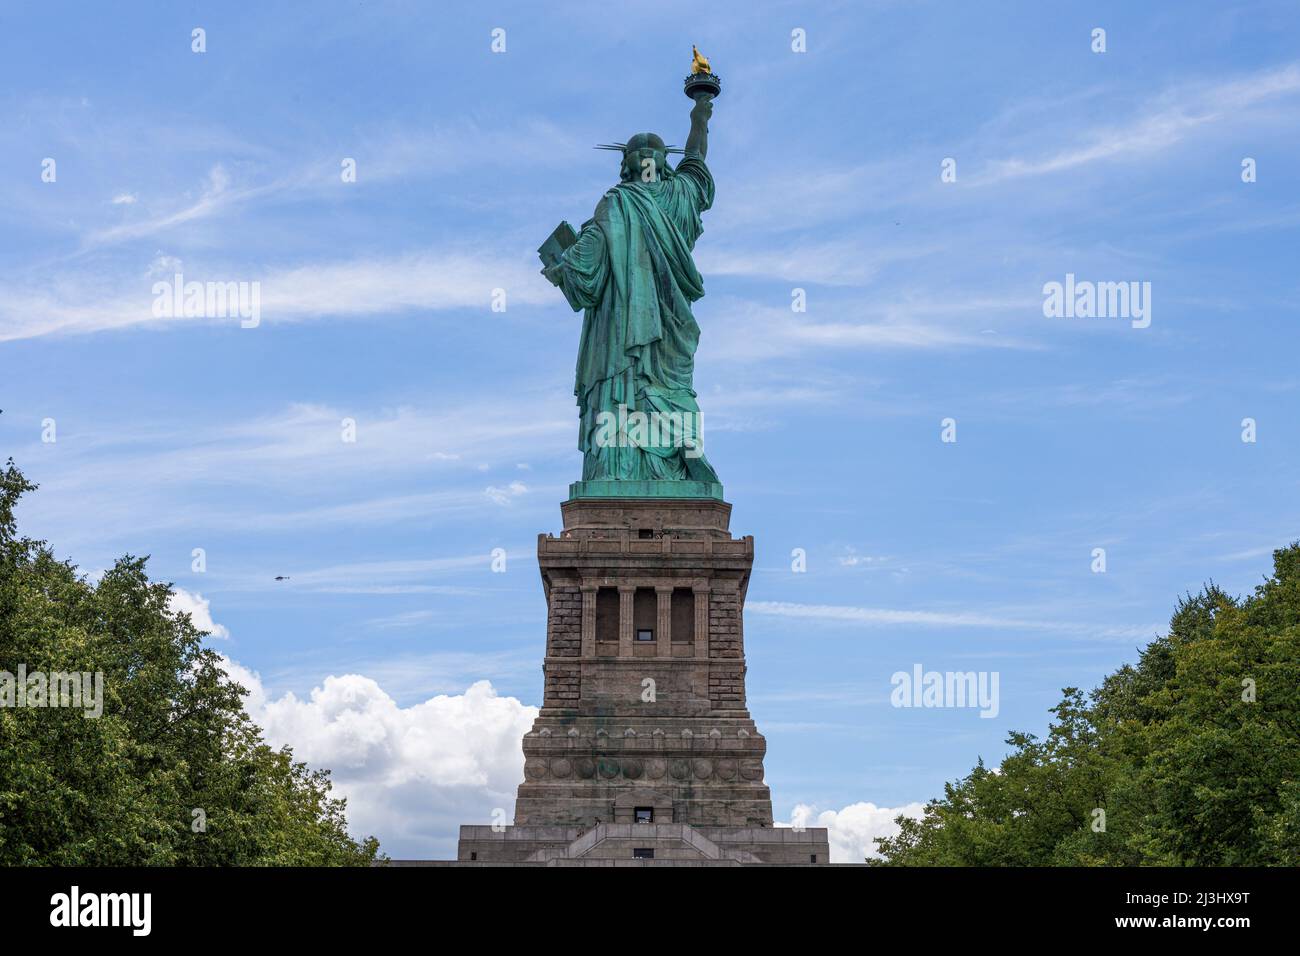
619, 132, 670, 183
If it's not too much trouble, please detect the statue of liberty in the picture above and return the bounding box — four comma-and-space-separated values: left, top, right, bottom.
540, 55, 722, 499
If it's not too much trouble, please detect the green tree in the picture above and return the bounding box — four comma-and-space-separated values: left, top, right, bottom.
0, 460, 380, 865
872, 546, 1300, 866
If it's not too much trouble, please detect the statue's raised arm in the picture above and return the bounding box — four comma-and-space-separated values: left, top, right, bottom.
685, 94, 712, 160
683, 44, 718, 161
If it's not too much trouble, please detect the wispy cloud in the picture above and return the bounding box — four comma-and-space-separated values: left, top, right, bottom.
698, 234, 945, 285
84, 164, 259, 246
11, 399, 572, 549
750, 598, 1164, 643
749, 600, 1072, 630
977, 63, 1300, 184
703, 297, 1044, 362
0, 248, 555, 342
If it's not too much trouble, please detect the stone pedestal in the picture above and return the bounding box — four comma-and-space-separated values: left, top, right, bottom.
452, 497, 830, 865
454, 823, 828, 866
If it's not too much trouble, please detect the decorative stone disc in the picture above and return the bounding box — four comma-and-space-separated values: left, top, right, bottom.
716, 758, 737, 780
524, 759, 548, 780
597, 758, 620, 779
550, 758, 573, 778
575, 758, 596, 779
692, 758, 713, 779
622, 759, 644, 779
739, 759, 764, 781
669, 759, 690, 780
646, 758, 667, 779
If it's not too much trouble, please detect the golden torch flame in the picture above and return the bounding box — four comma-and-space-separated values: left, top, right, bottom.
691, 45, 712, 75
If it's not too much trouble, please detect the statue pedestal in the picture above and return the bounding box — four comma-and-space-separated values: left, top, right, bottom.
455, 823, 828, 866
413, 57, 832, 866
518, 496, 769, 828
447, 496, 830, 865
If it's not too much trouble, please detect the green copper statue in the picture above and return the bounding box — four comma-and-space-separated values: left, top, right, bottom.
540, 52, 723, 500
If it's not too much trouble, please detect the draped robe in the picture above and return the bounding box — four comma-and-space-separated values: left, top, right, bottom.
550, 157, 720, 484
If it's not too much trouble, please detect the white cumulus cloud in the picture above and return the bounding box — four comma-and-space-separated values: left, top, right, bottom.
782, 801, 927, 863
168, 587, 230, 639
217, 657, 537, 859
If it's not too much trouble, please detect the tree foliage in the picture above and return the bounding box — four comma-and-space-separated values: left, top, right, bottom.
0, 461, 380, 865
872, 548, 1300, 866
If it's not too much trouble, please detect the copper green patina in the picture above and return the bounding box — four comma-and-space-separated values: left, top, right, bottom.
541, 93, 721, 501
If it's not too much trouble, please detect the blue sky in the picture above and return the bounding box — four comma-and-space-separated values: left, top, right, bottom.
2, 1, 1299, 860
